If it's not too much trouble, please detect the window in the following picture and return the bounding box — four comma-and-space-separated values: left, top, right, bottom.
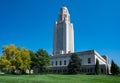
56, 61, 57, 66
90, 68, 92, 72
88, 69, 89, 72
85, 69, 86, 72
51, 61, 54, 66
101, 68, 103, 73
60, 61, 62, 65
82, 69, 84, 72
64, 60, 66, 65
88, 58, 91, 64
80, 59, 82, 64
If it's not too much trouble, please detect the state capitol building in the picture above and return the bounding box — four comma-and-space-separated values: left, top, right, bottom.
49, 6, 110, 74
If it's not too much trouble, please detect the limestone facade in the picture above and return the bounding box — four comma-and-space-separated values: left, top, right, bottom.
53, 6, 74, 55
50, 6, 111, 74
50, 50, 111, 74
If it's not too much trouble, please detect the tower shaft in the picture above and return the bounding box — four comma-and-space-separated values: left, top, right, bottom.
53, 6, 74, 55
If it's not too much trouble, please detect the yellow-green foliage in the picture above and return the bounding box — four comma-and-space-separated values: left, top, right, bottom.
0, 44, 31, 71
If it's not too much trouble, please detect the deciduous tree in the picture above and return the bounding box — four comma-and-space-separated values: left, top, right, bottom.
35, 49, 50, 73
0, 44, 31, 73
29, 50, 37, 69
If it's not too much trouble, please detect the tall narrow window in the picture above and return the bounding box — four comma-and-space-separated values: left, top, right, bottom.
56, 61, 57, 66
88, 58, 91, 64
51, 61, 54, 66
64, 60, 66, 65
60, 61, 62, 65
80, 59, 82, 64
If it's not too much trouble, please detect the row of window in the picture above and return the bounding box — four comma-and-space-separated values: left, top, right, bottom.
50, 68, 105, 73
51, 58, 91, 66
51, 60, 66, 66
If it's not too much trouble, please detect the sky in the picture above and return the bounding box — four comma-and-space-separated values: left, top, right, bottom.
0, 0, 120, 66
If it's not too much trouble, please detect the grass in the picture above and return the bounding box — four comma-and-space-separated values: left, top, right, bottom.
0, 74, 120, 83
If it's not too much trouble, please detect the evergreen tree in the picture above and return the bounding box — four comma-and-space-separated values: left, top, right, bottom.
111, 60, 119, 75
95, 59, 100, 75
111, 60, 115, 75
68, 53, 81, 74
115, 64, 119, 75
119, 67, 120, 74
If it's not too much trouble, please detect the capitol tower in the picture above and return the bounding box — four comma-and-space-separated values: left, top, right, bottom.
53, 6, 74, 55
50, 6, 110, 74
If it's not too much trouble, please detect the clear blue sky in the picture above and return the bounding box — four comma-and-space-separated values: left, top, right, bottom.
0, 0, 120, 65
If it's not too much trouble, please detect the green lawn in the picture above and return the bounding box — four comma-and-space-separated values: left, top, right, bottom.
0, 74, 120, 83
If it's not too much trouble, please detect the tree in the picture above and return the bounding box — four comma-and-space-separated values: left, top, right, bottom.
29, 50, 37, 69
111, 60, 119, 75
119, 67, 120, 74
0, 44, 31, 73
95, 59, 100, 75
68, 53, 81, 74
35, 49, 50, 73
19, 48, 31, 70
0, 55, 11, 71
0, 44, 17, 71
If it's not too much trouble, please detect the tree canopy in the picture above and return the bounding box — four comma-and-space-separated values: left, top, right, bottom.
29, 50, 37, 69
111, 60, 119, 75
35, 49, 50, 72
95, 59, 100, 75
0, 44, 31, 73
0, 44, 50, 74
68, 53, 81, 74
